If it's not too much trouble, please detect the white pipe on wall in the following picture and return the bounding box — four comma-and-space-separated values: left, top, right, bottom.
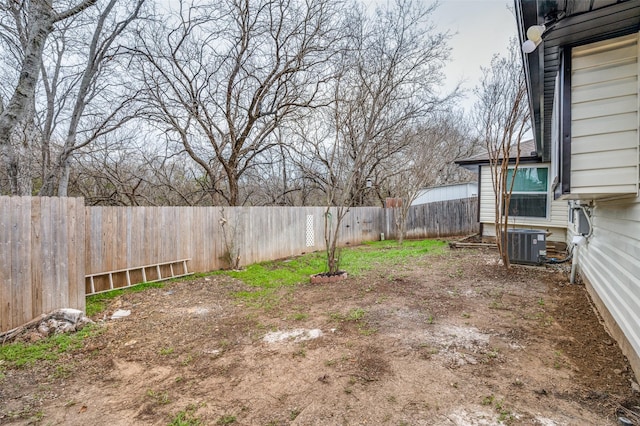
570, 235, 586, 284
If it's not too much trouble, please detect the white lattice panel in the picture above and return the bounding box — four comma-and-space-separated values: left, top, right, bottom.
306, 215, 314, 247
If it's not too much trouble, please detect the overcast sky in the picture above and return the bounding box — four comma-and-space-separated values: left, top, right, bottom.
431, 0, 519, 112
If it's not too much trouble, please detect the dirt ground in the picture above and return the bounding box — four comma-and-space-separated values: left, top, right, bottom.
1, 246, 639, 425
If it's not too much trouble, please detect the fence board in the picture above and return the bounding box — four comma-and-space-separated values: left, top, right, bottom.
30, 198, 42, 319
0, 198, 11, 332
11, 198, 27, 327
53, 197, 64, 311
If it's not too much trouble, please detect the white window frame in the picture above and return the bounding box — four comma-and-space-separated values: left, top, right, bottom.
505, 165, 550, 220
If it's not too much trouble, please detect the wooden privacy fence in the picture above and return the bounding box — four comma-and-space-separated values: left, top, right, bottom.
1, 196, 478, 332
84, 206, 384, 294
0, 197, 85, 333
386, 197, 479, 239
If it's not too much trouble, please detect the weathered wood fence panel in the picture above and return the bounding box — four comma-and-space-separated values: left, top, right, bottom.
0, 197, 85, 333
386, 198, 479, 239
2, 197, 478, 331
84, 206, 385, 287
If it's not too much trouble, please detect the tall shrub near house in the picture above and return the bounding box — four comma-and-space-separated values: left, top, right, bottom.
474, 43, 531, 268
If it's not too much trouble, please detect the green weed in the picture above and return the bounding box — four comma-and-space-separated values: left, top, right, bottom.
535, 312, 554, 327
146, 389, 170, 405
329, 312, 345, 321
348, 308, 366, 321
498, 409, 515, 423
30, 410, 45, 423
481, 395, 495, 406
358, 326, 377, 336
0, 324, 99, 367
489, 300, 505, 310
487, 348, 499, 359
289, 408, 301, 420
180, 354, 193, 366
223, 252, 327, 288
159, 347, 175, 356
481, 395, 515, 424
553, 350, 564, 369
216, 414, 236, 425
168, 404, 202, 426
292, 348, 306, 358
53, 363, 74, 379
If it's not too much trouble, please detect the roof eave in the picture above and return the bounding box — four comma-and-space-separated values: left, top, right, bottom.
516, 0, 640, 163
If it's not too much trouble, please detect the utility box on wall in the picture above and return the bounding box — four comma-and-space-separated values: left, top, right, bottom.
507, 229, 546, 265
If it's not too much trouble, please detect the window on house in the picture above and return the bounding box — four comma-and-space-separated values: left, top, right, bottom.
505, 167, 548, 218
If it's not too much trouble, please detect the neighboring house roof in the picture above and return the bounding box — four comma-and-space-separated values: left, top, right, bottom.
420, 181, 477, 190
411, 182, 478, 206
455, 139, 538, 166
514, 0, 640, 162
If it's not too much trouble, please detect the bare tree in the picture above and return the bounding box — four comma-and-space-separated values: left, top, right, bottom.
295, 0, 453, 273
474, 43, 531, 268
37, 0, 146, 196
386, 111, 479, 244
67, 130, 217, 206
0, 0, 96, 194
133, 0, 345, 206
241, 133, 310, 206
331, 0, 454, 208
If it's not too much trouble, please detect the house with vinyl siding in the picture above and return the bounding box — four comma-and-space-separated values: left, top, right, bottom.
515, 0, 640, 380
456, 139, 568, 244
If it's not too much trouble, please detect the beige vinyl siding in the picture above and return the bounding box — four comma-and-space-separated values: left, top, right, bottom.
478, 165, 495, 224
570, 33, 639, 198
478, 164, 568, 242
576, 197, 640, 370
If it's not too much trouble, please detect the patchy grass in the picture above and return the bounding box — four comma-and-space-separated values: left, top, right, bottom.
221, 239, 446, 304
0, 324, 100, 367
168, 404, 203, 426
86, 282, 167, 316
85, 271, 220, 317
347, 308, 366, 321
221, 252, 327, 288
83, 239, 446, 314
169, 413, 201, 426
347, 239, 447, 275
146, 389, 171, 405
216, 414, 237, 425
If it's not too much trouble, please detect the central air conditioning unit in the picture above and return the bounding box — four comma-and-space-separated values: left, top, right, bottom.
506, 229, 546, 265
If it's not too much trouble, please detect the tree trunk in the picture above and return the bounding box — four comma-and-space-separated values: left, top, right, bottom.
58, 161, 71, 197
0, 1, 55, 155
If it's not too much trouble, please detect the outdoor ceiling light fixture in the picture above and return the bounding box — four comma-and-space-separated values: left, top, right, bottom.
522, 24, 546, 53
521, 11, 565, 54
